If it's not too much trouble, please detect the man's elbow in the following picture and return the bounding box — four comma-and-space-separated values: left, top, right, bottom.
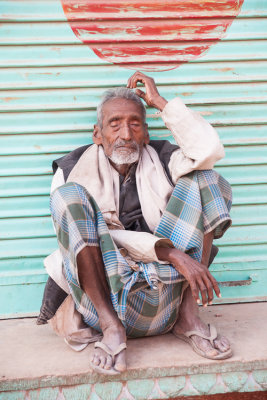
214, 141, 225, 161
199, 141, 225, 170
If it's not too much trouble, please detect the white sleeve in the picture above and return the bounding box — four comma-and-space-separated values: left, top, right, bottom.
110, 230, 174, 264
50, 168, 65, 193
160, 97, 225, 183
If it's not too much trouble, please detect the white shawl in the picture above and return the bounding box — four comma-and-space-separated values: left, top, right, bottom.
67, 144, 174, 233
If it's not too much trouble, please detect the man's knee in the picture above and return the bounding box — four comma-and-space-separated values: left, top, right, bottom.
194, 169, 220, 185
194, 169, 232, 210
51, 181, 87, 200
50, 182, 94, 219
195, 169, 230, 189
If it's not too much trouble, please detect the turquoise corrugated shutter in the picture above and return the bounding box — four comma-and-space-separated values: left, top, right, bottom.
0, 0, 267, 318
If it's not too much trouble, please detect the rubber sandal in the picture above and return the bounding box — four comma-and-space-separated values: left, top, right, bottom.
173, 324, 233, 360
90, 341, 127, 375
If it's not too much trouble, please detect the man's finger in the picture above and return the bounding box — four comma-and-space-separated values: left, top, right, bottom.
126, 76, 131, 88
127, 75, 136, 88
135, 88, 146, 99
127, 73, 142, 88
197, 277, 208, 306
201, 274, 214, 304
127, 72, 139, 87
127, 73, 137, 88
128, 78, 140, 89
207, 271, 221, 298
128, 71, 152, 89
189, 280, 200, 304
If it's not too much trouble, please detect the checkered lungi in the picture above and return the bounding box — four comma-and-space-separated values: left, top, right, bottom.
50, 169, 232, 338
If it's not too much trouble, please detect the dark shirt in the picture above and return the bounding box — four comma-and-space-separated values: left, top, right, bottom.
119, 163, 151, 233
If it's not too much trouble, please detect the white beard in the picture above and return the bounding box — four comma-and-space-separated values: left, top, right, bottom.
108, 144, 140, 165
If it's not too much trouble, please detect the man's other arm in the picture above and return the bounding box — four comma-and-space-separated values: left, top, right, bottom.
127, 71, 225, 184
161, 98, 224, 183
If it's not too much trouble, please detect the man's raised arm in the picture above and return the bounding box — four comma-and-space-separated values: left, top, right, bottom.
127, 71, 225, 182
127, 71, 226, 307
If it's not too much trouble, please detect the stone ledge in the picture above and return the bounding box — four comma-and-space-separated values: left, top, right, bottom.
0, 303, 267, 399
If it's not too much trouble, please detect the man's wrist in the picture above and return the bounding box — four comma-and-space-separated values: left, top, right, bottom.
155, 245, 177, 263
153, 96, 168, 111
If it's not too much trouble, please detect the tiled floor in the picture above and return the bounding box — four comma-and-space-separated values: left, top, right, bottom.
0, 303, 267, 399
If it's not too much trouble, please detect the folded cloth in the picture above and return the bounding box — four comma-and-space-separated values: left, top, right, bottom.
36, 276, 67, 325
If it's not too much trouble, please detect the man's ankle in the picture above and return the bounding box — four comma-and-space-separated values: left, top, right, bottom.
100, 318, 125, 334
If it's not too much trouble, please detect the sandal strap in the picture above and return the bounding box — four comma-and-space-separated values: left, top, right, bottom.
94, 341, 113, 356
94, 341, 127, 362
184, 324, 218, 345
112, 342, 127, 356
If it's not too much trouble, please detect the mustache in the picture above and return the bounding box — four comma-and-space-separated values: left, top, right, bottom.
113, 140, 139, 151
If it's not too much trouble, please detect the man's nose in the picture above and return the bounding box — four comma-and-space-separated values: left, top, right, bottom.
120, 123, 132, 140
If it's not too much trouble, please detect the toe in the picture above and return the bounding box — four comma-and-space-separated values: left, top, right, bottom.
214, 336, 231, 353
98, 355, 106, 369
114, 350, 127, 372
104, 355, 112, 370
206, 348, 220, 358
221, 336, 230, 348
192, 335, 220, 358
92, 355, 100, 366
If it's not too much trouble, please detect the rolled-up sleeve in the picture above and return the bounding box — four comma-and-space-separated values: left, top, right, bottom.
161, 97, 225, 183
110, 230, 174, 264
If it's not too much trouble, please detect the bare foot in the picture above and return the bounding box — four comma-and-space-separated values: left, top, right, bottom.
173, 315, 231, 358
91, 324, 127, 372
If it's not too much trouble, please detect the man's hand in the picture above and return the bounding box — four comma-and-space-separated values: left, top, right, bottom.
155, 246, 221, 306
127, 71, 168, 111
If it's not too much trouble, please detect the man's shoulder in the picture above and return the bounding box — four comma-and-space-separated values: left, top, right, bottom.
52, 144, 93, 180
149, 139, 179, 156
148, 140, 179, 184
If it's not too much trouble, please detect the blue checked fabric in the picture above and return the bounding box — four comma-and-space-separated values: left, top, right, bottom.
50, 169, 232, 338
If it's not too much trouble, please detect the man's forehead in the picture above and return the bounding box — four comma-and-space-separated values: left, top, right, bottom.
102, 97, 144, 118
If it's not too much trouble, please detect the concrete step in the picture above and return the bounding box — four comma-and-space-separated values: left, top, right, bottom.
0, 303, 267, 399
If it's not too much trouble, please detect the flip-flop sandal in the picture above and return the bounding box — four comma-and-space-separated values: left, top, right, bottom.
90, 341, 127, 375
173, 324, 233, 360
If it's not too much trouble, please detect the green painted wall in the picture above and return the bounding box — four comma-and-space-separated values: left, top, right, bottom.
0, 0, 267, 317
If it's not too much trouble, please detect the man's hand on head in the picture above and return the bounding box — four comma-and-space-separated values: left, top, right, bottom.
127, 71, 168, 112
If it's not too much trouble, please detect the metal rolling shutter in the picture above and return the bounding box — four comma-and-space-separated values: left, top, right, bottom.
0, 0, 267, 317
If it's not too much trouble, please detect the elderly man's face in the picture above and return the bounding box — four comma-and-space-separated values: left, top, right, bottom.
93, 98, 149, 165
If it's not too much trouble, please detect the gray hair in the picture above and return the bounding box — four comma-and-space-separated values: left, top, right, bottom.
97, 87, 146, 128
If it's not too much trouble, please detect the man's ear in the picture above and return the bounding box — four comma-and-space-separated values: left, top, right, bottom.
144, 123, 150, 145
93, 124, 103, 145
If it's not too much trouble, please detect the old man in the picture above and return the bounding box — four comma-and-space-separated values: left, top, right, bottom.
43, 72, 232, 375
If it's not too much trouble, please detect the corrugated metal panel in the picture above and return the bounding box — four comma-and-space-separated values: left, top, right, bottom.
0, 0, 267, 317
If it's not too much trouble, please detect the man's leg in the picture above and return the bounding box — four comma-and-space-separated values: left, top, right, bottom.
172, 231, 231, 358
154, 169, 232, 358
50, 182, 127, 372
77, 246, 126, 372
